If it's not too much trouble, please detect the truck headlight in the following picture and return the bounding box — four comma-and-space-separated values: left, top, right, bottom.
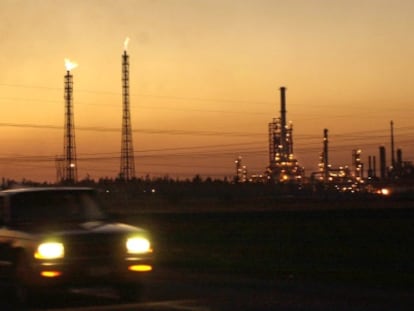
126, 237, 151, 254
35, 242, 65, 259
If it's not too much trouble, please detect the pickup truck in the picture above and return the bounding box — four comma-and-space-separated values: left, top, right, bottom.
0, 187, 153, 305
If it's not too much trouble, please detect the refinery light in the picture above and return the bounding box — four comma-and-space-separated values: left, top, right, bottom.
381, 188, 391, 196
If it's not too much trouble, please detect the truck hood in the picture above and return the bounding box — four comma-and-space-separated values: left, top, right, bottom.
52, 221, 148, 236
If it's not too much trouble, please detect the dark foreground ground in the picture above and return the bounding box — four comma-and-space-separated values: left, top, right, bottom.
4, 267, 414, 310
3, 198, 414, 310
131, 199, 414, 288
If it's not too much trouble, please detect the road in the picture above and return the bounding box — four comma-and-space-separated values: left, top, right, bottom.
0, 267, 411, 311
2, 204, 414, 311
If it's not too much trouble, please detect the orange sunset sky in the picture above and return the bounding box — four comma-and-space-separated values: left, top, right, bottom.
0, 0, 413, 182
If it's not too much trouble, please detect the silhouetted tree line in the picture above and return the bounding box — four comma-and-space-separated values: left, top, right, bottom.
1, 175, 311, 207
1, 173, 412, 210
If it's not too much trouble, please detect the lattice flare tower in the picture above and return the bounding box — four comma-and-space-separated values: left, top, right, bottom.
120, 47, 135, 180
63, 68, 78, 183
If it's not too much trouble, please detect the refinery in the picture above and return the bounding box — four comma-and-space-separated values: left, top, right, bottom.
237, 86, 413, 195
52, 41, 413, 195
1, 39, 412, 197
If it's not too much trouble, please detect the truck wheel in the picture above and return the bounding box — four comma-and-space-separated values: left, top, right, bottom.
11, 252, 32, 307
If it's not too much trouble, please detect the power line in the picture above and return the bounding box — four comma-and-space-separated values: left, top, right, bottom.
1, 121, 413, 140
0, 95, 271, 116
0, 83, 273, 106
0, 121, 412, 163
0, 122, 264, 137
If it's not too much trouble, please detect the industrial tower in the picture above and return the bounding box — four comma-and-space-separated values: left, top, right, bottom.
63, 60, 78, 183
390, 120, 395, 169
319, 128, 330, 182
267, 87, 303, 183
120, 40, 136, 180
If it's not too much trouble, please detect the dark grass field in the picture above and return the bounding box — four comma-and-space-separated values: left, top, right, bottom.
122, 199, 414, 288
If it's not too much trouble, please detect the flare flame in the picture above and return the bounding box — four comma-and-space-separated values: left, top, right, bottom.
64, 58, 78, 71
124, 37, 130, 52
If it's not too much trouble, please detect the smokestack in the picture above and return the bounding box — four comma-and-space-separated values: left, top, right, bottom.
397, 148, 402, 168
373, 155, 377, 178
323, 129, 329, 181
279, 87, 287, 161
390, 120, 395, 168
379, 146, 386, 180
368, 155, 373, 178
280, 87, 287, 139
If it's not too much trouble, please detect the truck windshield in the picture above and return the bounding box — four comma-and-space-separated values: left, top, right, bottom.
10, 190, 107, 226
